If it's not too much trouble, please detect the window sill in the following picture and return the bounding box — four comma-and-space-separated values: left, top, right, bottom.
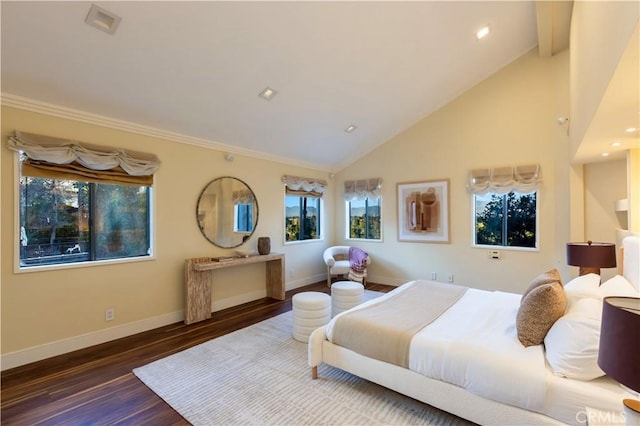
15, 255, 156, 274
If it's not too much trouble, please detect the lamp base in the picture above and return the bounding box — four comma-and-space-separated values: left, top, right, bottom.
579, 267, 600, 276
624, 399, 640, 413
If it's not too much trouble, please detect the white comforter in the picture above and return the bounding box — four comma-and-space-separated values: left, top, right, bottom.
409, 287, 547, 412
327, 281, 548, 413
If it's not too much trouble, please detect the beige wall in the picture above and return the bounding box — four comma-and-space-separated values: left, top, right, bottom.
569, 1, 639, 156
1, 107, 333, 365
334, 48, 573, 292
629, 149, 640, 233
583, 159, 627, 281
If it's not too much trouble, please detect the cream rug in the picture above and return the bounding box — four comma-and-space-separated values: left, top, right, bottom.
133, 294, 473, 425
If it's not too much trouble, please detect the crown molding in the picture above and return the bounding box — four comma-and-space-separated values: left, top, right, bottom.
1, 93, 328, 172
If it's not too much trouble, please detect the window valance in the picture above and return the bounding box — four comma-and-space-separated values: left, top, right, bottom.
281, 175, 327, 198
7, 131, 161, 186
343, 178, 382, 200
468, 164, 541, 195
232, 189, 255, 205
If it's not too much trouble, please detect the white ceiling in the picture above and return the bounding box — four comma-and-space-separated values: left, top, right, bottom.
1, 1, 632, 171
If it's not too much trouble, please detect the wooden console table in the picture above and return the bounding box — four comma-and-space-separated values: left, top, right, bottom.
184, 253, 285, 325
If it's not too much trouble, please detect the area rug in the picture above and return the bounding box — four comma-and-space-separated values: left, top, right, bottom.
133, 292, 473, 425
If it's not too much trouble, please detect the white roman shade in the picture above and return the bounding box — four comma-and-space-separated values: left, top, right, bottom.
281, 175, 327, 198
468, 164, 541, 195
7, 131, 161, 186
343, 178, 382, 200
232, 189, 255, 205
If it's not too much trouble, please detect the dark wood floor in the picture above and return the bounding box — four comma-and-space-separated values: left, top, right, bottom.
1, 281, 393, 425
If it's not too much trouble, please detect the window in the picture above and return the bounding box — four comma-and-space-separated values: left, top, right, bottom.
469, 165, 541, 250
9, 131, 159, 269
285, 195, 321, 241
347, 197, 381, 240
20, 177, 151, 267
344, 178, 382, 241
234, 203, 254, 233
473, 191, 537, 248
282, 175, 327, 243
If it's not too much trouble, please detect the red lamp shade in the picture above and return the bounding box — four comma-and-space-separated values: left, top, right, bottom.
566, 241, 616, 276
598, 297, 640, 412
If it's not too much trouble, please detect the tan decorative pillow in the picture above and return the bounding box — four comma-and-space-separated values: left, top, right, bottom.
521, 269, 562, 302
516, 281, 567, 347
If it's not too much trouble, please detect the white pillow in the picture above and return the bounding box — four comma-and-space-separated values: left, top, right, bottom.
598, 275, 639, 298
544, 297, 604, 380
563, 273, 601, 308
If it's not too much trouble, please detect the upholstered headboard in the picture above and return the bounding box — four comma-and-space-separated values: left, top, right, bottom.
620, 234, 640, 291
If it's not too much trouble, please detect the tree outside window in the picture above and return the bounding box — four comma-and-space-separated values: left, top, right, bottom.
285, 195, 321, 242
344, 178, 383, 241
474, 191, 537, 248
20, 176, 151, 267
348, 197, 381, 240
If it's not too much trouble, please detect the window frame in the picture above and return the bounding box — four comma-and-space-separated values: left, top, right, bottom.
345, 196, 383, 242
13, 154, 156, 273
471, 190, 539, 252
283, 193, 323, 245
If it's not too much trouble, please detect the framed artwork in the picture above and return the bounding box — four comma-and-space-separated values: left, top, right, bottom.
397, 179, 450, 243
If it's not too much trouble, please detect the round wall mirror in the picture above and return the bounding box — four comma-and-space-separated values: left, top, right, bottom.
196, 176, 259, 248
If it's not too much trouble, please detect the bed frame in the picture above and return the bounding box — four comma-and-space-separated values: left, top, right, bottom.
309, 234, 639, 425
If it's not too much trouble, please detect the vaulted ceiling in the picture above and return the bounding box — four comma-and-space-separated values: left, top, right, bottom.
1, 1, 634, 171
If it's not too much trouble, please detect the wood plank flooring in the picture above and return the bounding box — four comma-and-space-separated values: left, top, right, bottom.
1, 282, 393, 425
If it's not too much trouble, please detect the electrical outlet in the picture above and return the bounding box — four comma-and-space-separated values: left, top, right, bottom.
489, 250, 501, 260
447, 274, 454, 283
105, 308, 115, 321
288, 269, 294, 279
430, 272, 437, 280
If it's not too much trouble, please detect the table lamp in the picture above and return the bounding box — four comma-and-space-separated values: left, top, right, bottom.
566, 241, 616, 276
598, 296, 640, 413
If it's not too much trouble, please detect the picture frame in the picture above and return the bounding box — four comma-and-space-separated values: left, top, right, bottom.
397, 179, 450, 243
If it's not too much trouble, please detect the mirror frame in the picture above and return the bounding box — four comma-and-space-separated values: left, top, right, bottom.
196, 176, 259, 248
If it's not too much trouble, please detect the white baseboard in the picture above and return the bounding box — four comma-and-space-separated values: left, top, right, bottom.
1, 273, 364, 371
368, 274, 404, 287
286, 274, 326, 290
1, 310, 184, 371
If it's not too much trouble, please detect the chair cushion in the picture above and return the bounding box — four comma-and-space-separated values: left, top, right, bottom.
330, 260, 350, 275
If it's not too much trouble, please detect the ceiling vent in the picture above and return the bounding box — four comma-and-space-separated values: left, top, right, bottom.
85, 4, 121, 35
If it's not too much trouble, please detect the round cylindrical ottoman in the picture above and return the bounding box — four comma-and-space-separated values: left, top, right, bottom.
331, 281, 365, 317
292, 291, 331, 343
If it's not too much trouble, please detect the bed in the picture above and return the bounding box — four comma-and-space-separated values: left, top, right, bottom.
308, 235, 640, 425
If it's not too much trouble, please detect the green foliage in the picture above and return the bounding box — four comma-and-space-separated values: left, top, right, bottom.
475, 192, 536, 248
348, 198, 381, 240
285, 215, 318, 241
349, 214, 381, 239
285, 195, 320, 241
95, 184, 149, 258
20, 177, 150, 264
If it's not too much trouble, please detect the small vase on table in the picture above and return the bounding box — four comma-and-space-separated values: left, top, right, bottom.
258, 237, 271, 255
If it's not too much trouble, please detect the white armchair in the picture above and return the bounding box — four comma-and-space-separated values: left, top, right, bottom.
323, 246, 371, 287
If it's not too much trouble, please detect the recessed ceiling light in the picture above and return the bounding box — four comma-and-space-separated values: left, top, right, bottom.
345, 125, 357, 133
85, 4, 121, 35
625, 127, 638, 133
258, 87, 278, 101
475, 25, 490, 41
601, 152, 610, 157
610, 141, 623, 147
